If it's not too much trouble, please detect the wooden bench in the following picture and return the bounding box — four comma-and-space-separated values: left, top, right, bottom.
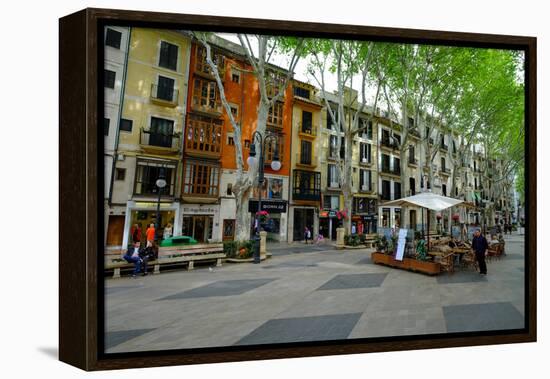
105, 243, 225, 279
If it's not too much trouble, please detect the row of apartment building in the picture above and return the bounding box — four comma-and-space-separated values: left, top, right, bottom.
103, 27, 517, 250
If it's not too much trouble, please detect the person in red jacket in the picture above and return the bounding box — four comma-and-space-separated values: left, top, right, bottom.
130, 223, 142, 244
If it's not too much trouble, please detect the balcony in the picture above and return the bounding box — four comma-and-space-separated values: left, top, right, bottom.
150, 84, 179, 107
139, 128, 180, 154
359, 156, 372, 166
298, 122, 317, 138
409, 128, 420, 139
296, 153, 317, 169
359, 183, 373, 193
292, 170, 321, 201
440, 167, 451, 176
191, 96, 223, 118
439, 143, 448, 152
381, 138, 395, 150
408, 157, 418, 167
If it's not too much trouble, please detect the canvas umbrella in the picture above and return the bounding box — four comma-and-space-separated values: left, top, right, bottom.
382, 191, 465, 248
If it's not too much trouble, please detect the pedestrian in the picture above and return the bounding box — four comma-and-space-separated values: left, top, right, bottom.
304, 226, 311, 244
163, 222, 173, 240
123, 241, 148, 277
130, 223, 142, 244
145, 223, 156, 248
472, 228, 489, 275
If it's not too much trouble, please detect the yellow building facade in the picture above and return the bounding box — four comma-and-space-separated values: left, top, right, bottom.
106, 28, 192, 250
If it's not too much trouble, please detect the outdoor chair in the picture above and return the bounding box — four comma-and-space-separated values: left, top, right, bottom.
438, 252, 455, 274
460, 251, 478, 271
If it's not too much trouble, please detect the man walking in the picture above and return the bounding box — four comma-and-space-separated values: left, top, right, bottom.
472, 228, 488, 275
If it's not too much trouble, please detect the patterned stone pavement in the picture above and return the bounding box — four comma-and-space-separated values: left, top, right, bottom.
104, 233, 526, 353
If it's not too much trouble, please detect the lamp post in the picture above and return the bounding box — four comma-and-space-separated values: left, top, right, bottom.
247, 131, 281, 263
155, 168, 167, 243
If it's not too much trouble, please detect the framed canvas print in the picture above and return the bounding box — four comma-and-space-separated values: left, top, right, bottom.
59, 8, 537, 371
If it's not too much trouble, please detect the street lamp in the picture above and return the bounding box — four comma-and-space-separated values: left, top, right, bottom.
155, 168, 167, 243
248, 131, 281, 263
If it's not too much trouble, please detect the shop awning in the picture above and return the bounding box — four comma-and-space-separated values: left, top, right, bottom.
381, 191, 464, 212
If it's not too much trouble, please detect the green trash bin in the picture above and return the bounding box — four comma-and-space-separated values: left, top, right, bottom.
160, 235, 198, 247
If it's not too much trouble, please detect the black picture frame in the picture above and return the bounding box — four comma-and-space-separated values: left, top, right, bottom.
59, 7, 537, 371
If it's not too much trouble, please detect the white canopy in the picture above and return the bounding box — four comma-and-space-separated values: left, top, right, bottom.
381, 191, 464, 211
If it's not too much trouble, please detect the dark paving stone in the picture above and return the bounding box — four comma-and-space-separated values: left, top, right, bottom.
262, 262, 318, 269
317, 273, 387, 290
157, 278, 277, 300
504, 254, 524, 260
355, 256, 373, 265
436, 272, 488, 284
443, 302, 524, 333
105, 286, 138, 295
105, 328, 155, 350
235, 313, 362, 345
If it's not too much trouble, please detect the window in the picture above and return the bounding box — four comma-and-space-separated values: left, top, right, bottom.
264, 134, 284, 164
340, 137, 345, 159
408, 117, 414, 128
442, 184, 447, 196
300, 140, 312, 165
244, 139, 250, 148
183, 161, 220, 197
359, 169, 372, 191
231, 73, 240, 83
359, 143, 371, 163
393, 158, 401, 175
381, 154, 390, 172
394, 182, 402, 200
230, 105, 238, 117
382, 208, 391, 227
115, 168, 126, 181
192, 78, 221, 113
104, 118, 110, 136
155, 76, 175, 101
119, 118, 133, 132
301, 110, 313, 133
186, 115, 222, 155
408, 145, 415, 163
104, 69, 116, 89
266, 70, 286, 98
267, 101, 284, 128
223, 219, 236, 241
329, 135, 338, 157
159, 41, 178, 71
134, 161, 176, 197
227, 136, 235, 146
195, 45, 225, 75
409, 177, 416, 195
441, 157, 446, 171
293, 86, 310, 99
105, 28, 122, 49
326, 109, 333, 130
323, 195, 339, 210
381, 129, 391, 147
226, 183, 233, 196
148, 117, 175, 148
328, 164, 339, 188
381, 180, 391, 200
292, 170, 321, 201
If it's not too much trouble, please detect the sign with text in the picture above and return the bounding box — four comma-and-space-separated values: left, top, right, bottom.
248, 200, 287, 214
395, 228, 408, 261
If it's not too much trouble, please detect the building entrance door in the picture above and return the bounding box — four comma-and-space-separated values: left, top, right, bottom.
106, 215, 125, 246
181, 215, 213, 243
293, 208, 314, 241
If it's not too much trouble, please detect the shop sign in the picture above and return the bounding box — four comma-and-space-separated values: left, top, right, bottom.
328, 210, 337, 218
320, 211, 329, 218
248, 200, 287, 213
181, 206, 218, 214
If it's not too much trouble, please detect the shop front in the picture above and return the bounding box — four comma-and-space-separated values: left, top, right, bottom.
319, 210, 342, 240
179, 204, 221, 243
248, 199, 288, 241
121, 201, 181, 249
352, 197, 377, 235
291, 207, 317, 241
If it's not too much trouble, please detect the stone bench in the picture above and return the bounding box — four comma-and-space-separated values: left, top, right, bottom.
105, 243, 225, 279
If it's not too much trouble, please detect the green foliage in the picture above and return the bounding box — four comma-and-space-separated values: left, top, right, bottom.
374, 235, 389, 253
344, 234, 362, 246
223, 240, 254, 259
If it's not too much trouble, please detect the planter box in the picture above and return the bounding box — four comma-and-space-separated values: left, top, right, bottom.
371, 252, 440, 275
